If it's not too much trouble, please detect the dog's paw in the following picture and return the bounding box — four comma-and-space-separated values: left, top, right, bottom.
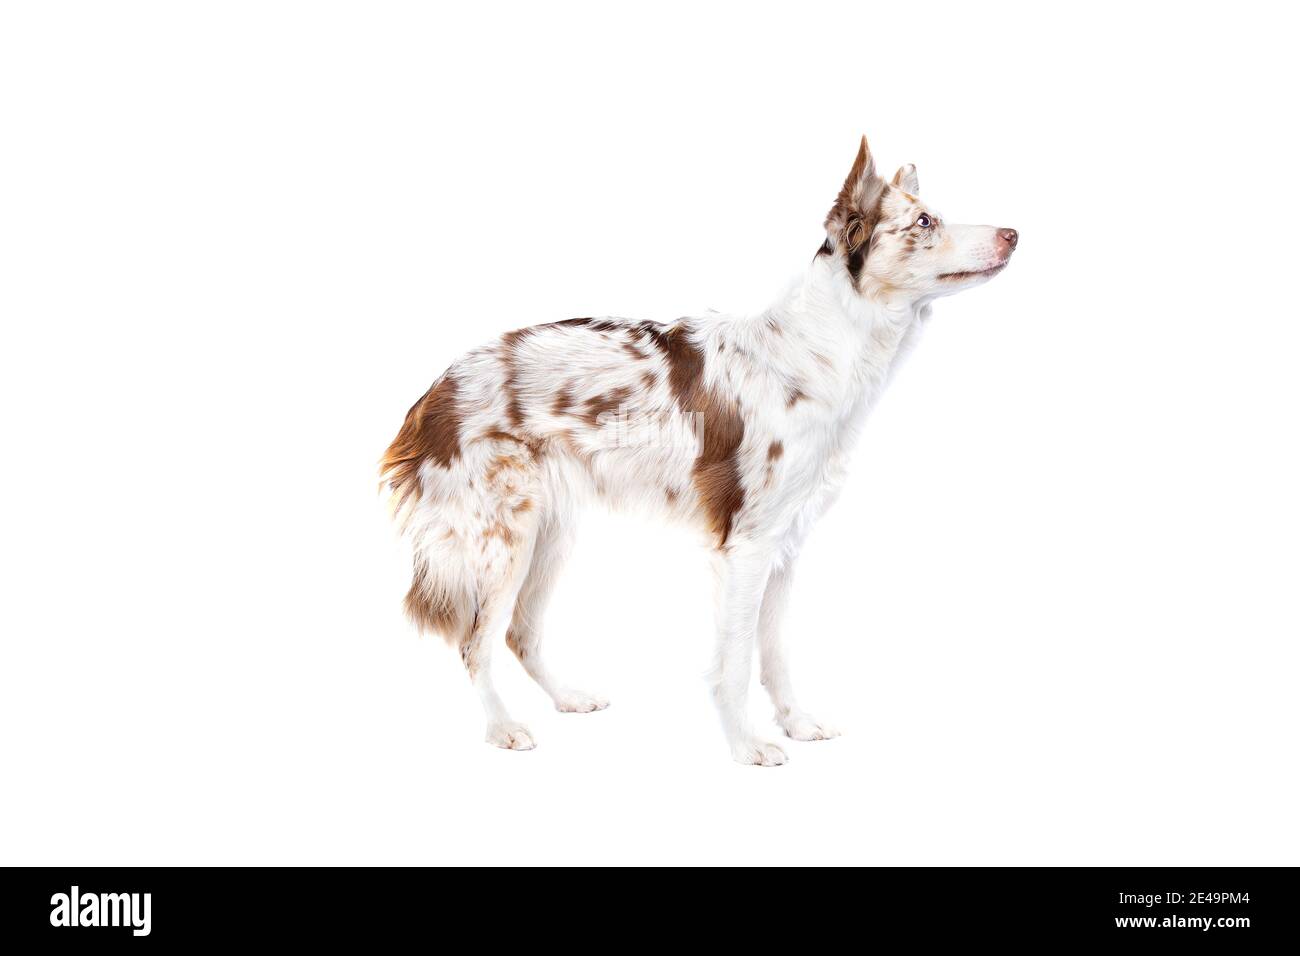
731, 739, 788, 767
486, 722, 536, 750
554, 691, 609, 714
781, 713, 840, 742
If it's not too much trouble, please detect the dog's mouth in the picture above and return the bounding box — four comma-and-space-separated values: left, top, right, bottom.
938, 262, 1008, 282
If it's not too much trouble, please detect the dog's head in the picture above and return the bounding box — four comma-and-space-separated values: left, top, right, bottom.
821, 135, 1017, 300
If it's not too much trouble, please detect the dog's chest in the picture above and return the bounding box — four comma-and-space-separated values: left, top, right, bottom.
743, 394, 858, 541
748, 321, 918, 547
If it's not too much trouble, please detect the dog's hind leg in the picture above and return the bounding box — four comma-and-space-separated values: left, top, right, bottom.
758, 562, 839, 742
708, 541, 788, 766
506, 518, 609, 714
452, 438, 546, 750
460, 587, 537, 750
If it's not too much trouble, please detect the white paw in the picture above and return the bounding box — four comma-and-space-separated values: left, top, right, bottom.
731, 739, 788, 767
554, 691, 609, 714
486, 722, 536, 750
781, 713, 840, 741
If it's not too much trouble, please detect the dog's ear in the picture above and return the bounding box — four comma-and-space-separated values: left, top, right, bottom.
892, 164, 919, 195
825, 135, 886, 274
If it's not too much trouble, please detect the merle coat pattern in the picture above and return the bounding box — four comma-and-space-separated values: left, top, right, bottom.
382, 135, 1018, 764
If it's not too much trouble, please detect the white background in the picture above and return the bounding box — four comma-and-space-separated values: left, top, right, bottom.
2, 1, 1297, 866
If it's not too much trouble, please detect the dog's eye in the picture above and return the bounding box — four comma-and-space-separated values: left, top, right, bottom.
916, 215, 933, 228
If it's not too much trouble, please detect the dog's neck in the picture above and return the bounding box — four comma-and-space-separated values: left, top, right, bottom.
750, 255, 928, 415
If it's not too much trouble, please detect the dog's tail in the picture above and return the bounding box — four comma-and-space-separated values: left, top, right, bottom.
380, 376, 477, 644
382, 369, 547, 645
402, 548, 476, 643
381, 475, 478, 645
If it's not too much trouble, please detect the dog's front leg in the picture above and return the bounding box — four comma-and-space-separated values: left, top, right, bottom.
708, 540, 788, 766
759, 562, 840, 742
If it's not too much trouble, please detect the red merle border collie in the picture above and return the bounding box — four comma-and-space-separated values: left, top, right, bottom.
382, 135, 1017, 765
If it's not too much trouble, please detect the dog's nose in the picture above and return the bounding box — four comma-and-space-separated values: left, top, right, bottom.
998, 228, 1019, 249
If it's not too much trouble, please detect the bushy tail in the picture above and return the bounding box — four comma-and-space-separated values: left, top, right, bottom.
381, 393, 477, 643
381, 373, 539, 645
403, 550, 475, 643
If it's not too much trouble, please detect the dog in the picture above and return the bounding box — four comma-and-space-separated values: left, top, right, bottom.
382, 135, 1017, 765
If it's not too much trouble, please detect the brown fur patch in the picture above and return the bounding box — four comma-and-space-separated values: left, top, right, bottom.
583, 385, 633, 427
477, 429, 545, 461
786, 385, 808, 407
381, 372, 463, 512
694, 400, 745, 545
482, 519, 517, 548
642, 322, 704, 407
485, 451, 530, 484
499, 333, 528, 430
645, 322, 746, 545
501, 327, 534, 348
550, 317, 624, 334
843, 194, 885, 287
553, 381, 576, 415
768, 440, 783, 461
